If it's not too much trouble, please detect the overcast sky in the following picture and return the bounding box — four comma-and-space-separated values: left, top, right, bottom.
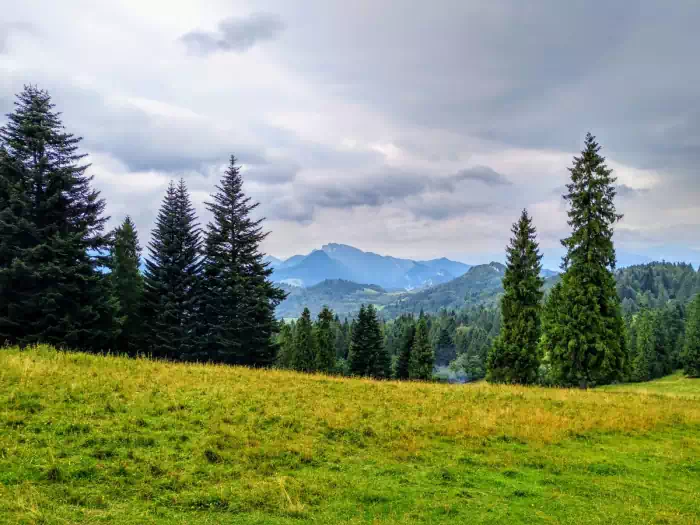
1, 0, 699, 268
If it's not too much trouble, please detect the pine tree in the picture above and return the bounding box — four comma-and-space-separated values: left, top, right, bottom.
315, 306, 336, 373
335, 318, 350, 360
395, 322, 415, 380
631, 310, 655, 382
349, 305, 389, 378
367, 305, 391, 378
109, 216, 144, 355
0, 86, 114, 351
541, 133, 627, 387
143, 179, 202, 360
200, 157, 286, 365
291, 308, 315, 372
409, 317, 434, 380
275, 321, 294, 368
683, 294, 700, 377
487, 209, 544, 384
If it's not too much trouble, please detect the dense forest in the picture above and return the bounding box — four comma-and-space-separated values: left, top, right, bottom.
1, 86, 699, 385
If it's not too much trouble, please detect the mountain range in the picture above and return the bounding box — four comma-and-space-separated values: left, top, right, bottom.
265, 243, 472, 290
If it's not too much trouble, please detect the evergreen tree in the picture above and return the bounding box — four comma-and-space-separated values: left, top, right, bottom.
487, 209, 544, 384
143, 179, 202, 360
409, 317, 434, 380
349, 305, 389, 378
540, 133, 626, 387
109, 216, 144, 355
315, 306, 336, 373
291, 308, 315, 372
631, 310, 655, 382
0, 86, 114, 351
335, 318, 350, 360
200, 156, 286, 365
275, 321, 294, 369
395, 322, 415, 380
683, 294, 700, 377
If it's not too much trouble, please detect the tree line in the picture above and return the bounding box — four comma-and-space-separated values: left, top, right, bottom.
1, 86, 698, 382
0, 86, 285, 365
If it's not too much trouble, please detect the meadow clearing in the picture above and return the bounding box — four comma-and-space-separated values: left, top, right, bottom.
1, 346, 699, 524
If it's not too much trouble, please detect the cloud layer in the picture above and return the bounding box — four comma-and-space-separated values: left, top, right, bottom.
0, 0, 698, 268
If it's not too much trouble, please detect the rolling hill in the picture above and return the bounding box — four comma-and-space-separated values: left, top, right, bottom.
2, 347, 699, 523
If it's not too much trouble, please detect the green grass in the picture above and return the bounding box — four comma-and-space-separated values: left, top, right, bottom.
600, 372, 700, 399
1, 346, 700, 524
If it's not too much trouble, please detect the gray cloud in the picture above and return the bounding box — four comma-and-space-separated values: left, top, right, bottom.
263, 165, 510, 223
452, 166, 512, 187
616, 184, 650, 199
180, 13, 285, 55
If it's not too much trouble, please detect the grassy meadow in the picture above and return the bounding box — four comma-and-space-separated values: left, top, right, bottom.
1, 346, 699, 524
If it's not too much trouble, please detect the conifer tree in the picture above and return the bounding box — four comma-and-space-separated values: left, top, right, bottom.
0, 86, 114, 351
409, 317, 434, 380
143, 179, 202, 360
487, 209, 543, 384
291, 308, 315, 372
335, 318, 350, 360
349, 305, 389, 378
275, 322, 294, 369
395, 322, 415, 380
109, 216, 144, 355
315, 306, 336, 373
683, 294, 700, 377
200, 156, 286, 365
631, 310, 655, 382
540, 133, 626, 387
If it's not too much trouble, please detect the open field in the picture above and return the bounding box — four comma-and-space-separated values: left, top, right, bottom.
1, 347, 699, 524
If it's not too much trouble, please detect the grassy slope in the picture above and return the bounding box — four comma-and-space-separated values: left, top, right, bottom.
1, 347, 699, 524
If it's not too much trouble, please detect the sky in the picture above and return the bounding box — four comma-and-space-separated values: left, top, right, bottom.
1, 0, 699, 269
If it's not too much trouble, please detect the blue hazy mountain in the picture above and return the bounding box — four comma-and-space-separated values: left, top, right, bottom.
271, 250, 353, 287
268, 243, 471, 289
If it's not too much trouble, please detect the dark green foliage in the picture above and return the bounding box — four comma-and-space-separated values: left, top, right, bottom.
487, 209, 543, 385
0, 86, 114, 351
143, 179, 202, 360
335, 318, 351, 360
541, 134, 626, 388
395, 321, 415, 380
683, 294, 700, 377
108, 216, 144, 355
409, 318, 434, 380
349, 305, 389, 378
617, 263, 699, 314
434, 327, 456, 366
275, 322, 294, 369
200, 156, 286, 365
292, 308, 315, 373
630, 310, 655, 382
315, 306, 336, 373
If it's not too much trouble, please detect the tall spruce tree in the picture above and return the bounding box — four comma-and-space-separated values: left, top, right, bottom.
395, 322, 415, 380
349, 305, 389, 378
630, 309, 655, 382
409, 317, 434, 380
200, 156, 286, 365
275, 322, 294, 369
143, 179, 202, 360
109, 216, 144, 355
540, 133, 626, 387
0, 86, 114, 351
315, 306, 336, 373
683, 294, 700, 377
291, 308, 315, 372
487, 209, 544, 384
